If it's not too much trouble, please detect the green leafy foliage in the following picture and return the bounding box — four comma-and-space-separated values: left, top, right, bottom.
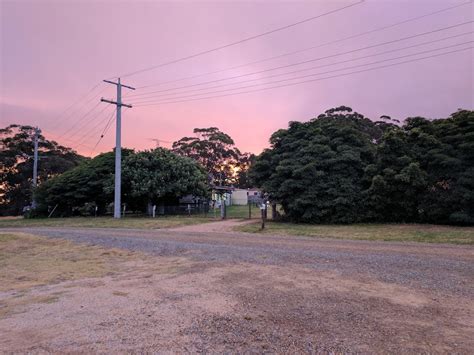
250, 107, 474, 225
35, 148, 209, 216
0, 124, 84, 215
122, 148, 209, 204
35, 151, 124, 216
251, 106, 377, 223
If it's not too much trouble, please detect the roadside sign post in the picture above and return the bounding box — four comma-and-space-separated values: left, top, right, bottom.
247, 190, 251, 219
260, 202, 266, 230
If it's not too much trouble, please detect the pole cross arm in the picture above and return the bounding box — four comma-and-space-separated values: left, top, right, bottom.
101, 98, 133, 108
103, 79, 136, 90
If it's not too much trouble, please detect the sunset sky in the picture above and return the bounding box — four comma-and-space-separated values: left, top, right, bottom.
1, 0, 473, 156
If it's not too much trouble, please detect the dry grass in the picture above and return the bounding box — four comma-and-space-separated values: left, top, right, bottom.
237, 222, 474, 245
0, 232, 142, 318
0, 294, 63, 318
0, 215, 215, 229
0, 233, 138, 292
0, 206, 269, 228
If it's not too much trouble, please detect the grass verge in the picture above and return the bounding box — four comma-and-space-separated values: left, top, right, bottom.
0, 232, 139, 317
0, 215, 215, 229
0, 205, 266, 228
237, 221, 474, 245
226, 205, 263, 219
0, 232, 137, 292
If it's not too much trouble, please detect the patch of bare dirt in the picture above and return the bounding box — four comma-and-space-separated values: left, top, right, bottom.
0, 216, 22, 220
1, 258, 472, 353
187, 264, 474, 353
0, 257, 235, 353
167, 219, 254, 233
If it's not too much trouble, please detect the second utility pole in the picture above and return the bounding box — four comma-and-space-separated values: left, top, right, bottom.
31, 126, 41, 209
101, 78, 135, 219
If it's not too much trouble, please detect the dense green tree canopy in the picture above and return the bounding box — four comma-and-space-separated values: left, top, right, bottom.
35, 150, 127, 216
122, 148, 209, 204
251, 106, 378, 223
250, 107, 474, 225
35, 148, 209, 216
0, 124, 84, 215
365, 110, 474, 224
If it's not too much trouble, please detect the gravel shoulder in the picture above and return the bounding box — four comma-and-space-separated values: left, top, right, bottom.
1, 226, 473, 353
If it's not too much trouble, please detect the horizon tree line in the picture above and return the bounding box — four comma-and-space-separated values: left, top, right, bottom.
1, 106, 472, 225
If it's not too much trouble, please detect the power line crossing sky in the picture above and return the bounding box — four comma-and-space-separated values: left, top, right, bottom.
1, 0, 472, 156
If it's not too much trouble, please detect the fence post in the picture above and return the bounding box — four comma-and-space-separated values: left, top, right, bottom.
220, 201, 226, 219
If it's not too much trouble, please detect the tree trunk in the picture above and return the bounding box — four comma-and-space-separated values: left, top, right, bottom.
271, 203, 277, 220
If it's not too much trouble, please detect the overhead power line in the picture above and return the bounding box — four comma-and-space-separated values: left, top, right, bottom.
143, 40, 474, 104
90, 108, 117, 156
55, 101, 102, 140
41, 82, 108, 151
134, 42, 473, 105
41, 128, 96, 151
58, 103, 111, 143
129, 21, 473, 99
115, 0, 365, 79
45, 83, 108, 143
134, 46, 473, 107
129, 21, 474, 103
68, 106, 116, 148
59, 85, 108, 123
133, 0, 473, 90
45, 81, 103, 129
100, 109, 117, 139
130, 33, 473, 103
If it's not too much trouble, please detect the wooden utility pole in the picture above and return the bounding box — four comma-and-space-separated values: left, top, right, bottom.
101, 78, 135, 219
31, 127, 41, 209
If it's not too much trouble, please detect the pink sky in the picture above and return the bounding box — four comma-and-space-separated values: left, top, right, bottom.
1, 0, 473, 157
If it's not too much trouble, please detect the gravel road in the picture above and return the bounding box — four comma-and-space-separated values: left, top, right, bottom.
9, 226, 473, 296
1, 225, 473, 353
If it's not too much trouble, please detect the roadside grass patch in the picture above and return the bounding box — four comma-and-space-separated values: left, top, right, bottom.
237, 222, 474, 245
0, 215, 215, 229
0, 232, 141, 318
0, 294, 61, 318
0, 206, 270, 229
0, 233, 138, 292
225, 205, 262, 219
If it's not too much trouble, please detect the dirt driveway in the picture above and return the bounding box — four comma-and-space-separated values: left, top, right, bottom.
1, 223, 473, 353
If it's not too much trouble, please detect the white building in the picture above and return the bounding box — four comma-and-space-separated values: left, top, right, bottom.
231, 188, 261, 205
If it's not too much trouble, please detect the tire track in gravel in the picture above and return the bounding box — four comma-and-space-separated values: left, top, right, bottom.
3, 226, 473, 297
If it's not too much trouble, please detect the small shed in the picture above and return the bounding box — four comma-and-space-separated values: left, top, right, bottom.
211, 185, 234, 206
231, 188, 261, 205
